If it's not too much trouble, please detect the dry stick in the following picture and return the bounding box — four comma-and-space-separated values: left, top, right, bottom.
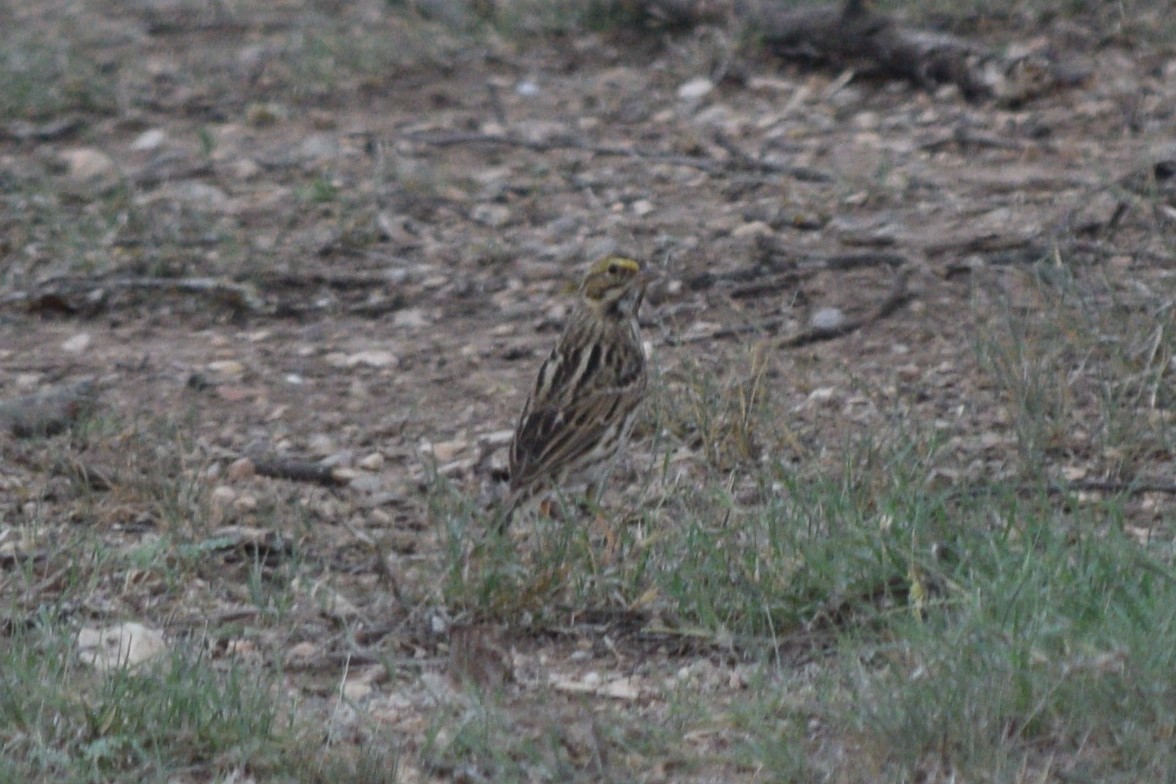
5, 273, 418, 320
251, 457, 349, 487
638, 0, 1070, 103
53, 458, 117, 491
1051, 479, 1176, 496
1, 277, 268, 315
667, 265, 910, 346
404, 130, 833, 182
778, 267, 911, 348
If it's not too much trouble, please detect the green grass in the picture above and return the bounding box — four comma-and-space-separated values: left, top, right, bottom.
1, 624, 280, 782
0, 622, 405, 783
975, 260, 1176, 480
0, 31, 116, 120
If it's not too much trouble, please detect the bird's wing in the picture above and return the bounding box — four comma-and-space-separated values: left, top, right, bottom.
509, 382, 640, 493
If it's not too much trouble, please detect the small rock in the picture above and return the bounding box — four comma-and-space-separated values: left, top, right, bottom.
61, 333, 91, 353
807, 387, 838, 407
811, 308, 846, 331
348, 474, 383, 493
428, 439, 467, 462
77, 622, 167, 670
233, 493, 258, 512
515, 79, 540, 97
226, 457, 255, 481
130, 129, 167, 151
61, 147, 117, 183
297, 133, 338, 161
342, 675, 375, 701
207, 359, 245, 377
357, 452, 384, 471
345, 350, 398, 369
631, 199, 654, 217
392, 308, 430, 329
229, 158, 261, 180
732, 220, 772, 238
677, 77, 715, 101
210, 485, 237, 510
286, 641, 318, 665
308, 434, 336, 455
471, 203, 511, 227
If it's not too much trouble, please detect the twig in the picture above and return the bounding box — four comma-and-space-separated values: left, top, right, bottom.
1051, 479, 1176, 496
776, 267, 910, 348
252, 456, 349, 487
1, 276, 268, 316
667, 256, 911, 347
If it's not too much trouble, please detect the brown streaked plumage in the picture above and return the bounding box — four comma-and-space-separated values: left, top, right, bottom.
500, 255, 649, 530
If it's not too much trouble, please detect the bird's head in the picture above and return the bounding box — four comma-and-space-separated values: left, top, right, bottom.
578, 255, 647, 317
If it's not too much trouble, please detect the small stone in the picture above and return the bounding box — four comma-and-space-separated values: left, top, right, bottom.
732, 220, 772, 238
677, 77, 715, 101
357, 452, 384, 471
631, 199, 654, 217
471, 204, 511, 227
811, 308, 846, 331
807, 387, 838, 406
207, 360, 245, 376
77, 622, 167, 670
230, 158, 261, 180
428, 439, 467, 462
345, 350, 398, 369
61, 147, 117, 182
210, 485, 237, 509
233, 494, 258, 512
286, 641, 318, 665
297, 133, 338, 161
61, 333, 91, 353
308, 434, 336, 455
130, 129, 167, 151
348, 474, 383, 493
226, 458, 255, 481
392, 308, 430, 329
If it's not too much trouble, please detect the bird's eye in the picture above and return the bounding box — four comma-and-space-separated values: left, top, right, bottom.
607, 262, 618, 275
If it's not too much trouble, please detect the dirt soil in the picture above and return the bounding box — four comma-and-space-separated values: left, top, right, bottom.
3, 1, 1176, 780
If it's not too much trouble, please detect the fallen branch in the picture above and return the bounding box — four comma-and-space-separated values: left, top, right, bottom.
0, 379, 99, 438
668, 249, 910, 347
1052, 479, 1176, 496
632, 0, 1078, 103
1, 272, 425, 321
778, 267, 910, 348
251, 456, 349, 487
1, 276, 268, 317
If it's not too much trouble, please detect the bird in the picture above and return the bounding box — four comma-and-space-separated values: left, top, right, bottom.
499, 254, 649, 531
